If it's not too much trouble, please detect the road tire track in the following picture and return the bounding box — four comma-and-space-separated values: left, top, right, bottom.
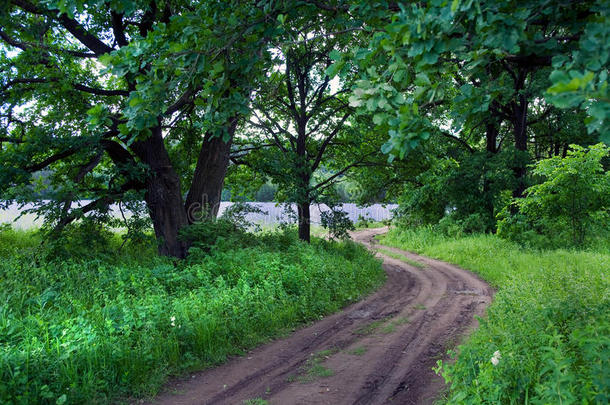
148, 228, 493, 405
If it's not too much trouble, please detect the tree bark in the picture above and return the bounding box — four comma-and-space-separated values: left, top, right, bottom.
511, 75, 529, 199
132, 126, 189, 258
485, 121, 498, 154
297, 200, 311, 243
185, 119, 237, 222
295, 112, 311, 242
483, 121, 499, 229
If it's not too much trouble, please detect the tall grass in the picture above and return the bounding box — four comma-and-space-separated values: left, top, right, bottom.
381, 226, 609, 404
0, 228, 384, 404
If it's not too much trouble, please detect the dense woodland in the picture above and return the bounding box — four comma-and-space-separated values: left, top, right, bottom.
0, 0, 609, 404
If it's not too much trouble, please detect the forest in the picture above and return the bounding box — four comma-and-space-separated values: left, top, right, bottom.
0, 0, 608, 404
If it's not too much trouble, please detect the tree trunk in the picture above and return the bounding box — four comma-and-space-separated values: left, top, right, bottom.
485, 121, 498, 154
185, 119, 237, 223
297, 200, 311, 243
512, 90, 529, 198
483, 121, 498, 229
132, 126, 189, 258
295, 119, 311, 242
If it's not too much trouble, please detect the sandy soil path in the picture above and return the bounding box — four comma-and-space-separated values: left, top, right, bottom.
148, 228, 493, 405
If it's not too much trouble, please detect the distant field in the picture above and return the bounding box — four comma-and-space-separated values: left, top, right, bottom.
0, 201, 397, 229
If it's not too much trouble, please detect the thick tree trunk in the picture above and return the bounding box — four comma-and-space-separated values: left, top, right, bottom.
132, 126, 189, 258
185, 120, 237, 223
146, 168, 189, 257
297, 200, 311, 243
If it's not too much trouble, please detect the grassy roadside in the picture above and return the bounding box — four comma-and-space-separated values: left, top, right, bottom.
380, 226, 609, 404
0, 228, 385, 404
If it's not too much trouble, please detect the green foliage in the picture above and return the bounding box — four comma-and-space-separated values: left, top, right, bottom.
179, 218, 247, 256
180, 202, 268, 257
381, 227, 609, 404
0, 0, 297, 256
0, 226, 384, 404
220, 202, 267, 232
341, 0, 607, 159
546, 3, 610, 141
498, 143, 610, 248
320, 208, 355, 240
436, 213, 490, 237
394, 148, 518, 232
43, 219, 116, 260
355, 214, 372, 228
354, 214, 386, 229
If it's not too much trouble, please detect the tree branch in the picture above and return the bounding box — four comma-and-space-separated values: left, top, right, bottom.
111, 11, 129, 47
313, 151, 376, 192
25, 146, 82, 172
57, 14, 114, 55
439, 130, 474, 153
527, 107, 553, 126
2, 77, 128, 96
0, 28, 96, 57
311, 111, 351, 172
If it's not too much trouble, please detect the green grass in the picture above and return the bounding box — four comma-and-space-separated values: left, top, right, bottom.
348, 346, 367, 356
243, 399, 269, 405
380, 226, 610, 404
294, 349, 337, 383
354, 221, 386, 230
354, 319, 386, 336
381, 317, 410, 334
376, 247, 425, 268
0, 227, 385, 404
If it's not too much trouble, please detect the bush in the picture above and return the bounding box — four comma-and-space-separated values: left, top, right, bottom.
43, 220, 116, 261
220, 202, 267, 232
355, 214, 372, 228
179, 218, 247, 257
498, 143, 610, 248
320, 208, 355, 240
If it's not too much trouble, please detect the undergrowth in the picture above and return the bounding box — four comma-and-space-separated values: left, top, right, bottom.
381, 226, 609, 404
0, 227, 384, 404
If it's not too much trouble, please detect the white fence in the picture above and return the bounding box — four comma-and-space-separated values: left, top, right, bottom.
0, 202, 398, 229
218, 202, 397, 225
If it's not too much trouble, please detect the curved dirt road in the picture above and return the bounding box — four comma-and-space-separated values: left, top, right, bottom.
149, 228, 493, 405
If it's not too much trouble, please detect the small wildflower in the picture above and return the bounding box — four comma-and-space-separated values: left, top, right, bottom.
490, 350, 501, 366
170, 316, 176, 327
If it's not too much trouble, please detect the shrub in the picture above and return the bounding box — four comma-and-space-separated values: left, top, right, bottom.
43, 219, 116, 261
220, 202, 267, 232
498, 143, 610, 248
320, 208, 355, 240
355, 214, 372, 228
179, 218, 248, 257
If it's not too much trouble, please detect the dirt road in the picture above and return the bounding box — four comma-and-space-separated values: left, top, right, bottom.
149, 228, 493, 405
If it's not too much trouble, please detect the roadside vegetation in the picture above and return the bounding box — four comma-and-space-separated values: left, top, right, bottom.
380, 143, 609, 403
0, 225, 384, 404
381, 230, 609, 403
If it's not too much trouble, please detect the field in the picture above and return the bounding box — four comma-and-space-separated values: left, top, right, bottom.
0, 227, 384, 404
380, 227, 610, 404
